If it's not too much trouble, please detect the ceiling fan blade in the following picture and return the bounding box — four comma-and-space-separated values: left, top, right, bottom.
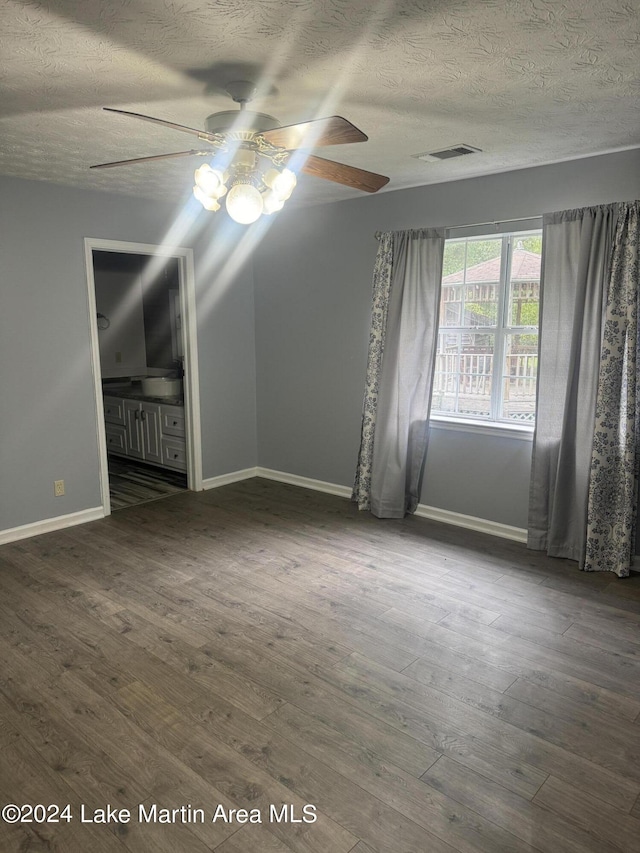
261, 116, 367, 149
103, 107, 215, 141
90, 150, 203, 169
301, 154, 389, 193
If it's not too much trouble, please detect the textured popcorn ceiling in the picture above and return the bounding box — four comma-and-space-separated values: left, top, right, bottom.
1, 0, 638, 208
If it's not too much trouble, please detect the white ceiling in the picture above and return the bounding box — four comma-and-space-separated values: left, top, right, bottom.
1, 0, 638, 208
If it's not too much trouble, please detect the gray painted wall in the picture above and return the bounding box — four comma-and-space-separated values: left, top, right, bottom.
2, 150, 639, 535
253, 149, 640, 529
94, 256, 148, 378
0, 176, 257, 531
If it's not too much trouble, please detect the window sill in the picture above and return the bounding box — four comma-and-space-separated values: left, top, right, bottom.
429, 415, 534, 440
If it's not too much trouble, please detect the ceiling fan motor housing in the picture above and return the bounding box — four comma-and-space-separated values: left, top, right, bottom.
204, 110, 280, 135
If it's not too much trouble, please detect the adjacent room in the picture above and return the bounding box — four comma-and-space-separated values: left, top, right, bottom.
1, 2, 639, 852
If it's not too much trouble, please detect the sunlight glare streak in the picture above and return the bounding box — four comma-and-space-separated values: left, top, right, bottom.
195, 214, 276, 322
106, 0, 395, 327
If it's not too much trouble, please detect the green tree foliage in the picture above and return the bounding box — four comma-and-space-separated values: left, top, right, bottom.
519, 235, 542, 254
443, 239, 501, 277
443, 234, 542, 277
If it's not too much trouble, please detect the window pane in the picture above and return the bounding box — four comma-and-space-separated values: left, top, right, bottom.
500, 333, 538, 422
440, 238, 502, 328
433, 331, 494, 418
435, 230, 541, 426
508, 235, 541, 326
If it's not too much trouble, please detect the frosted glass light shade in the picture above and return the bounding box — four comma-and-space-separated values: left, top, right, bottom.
271, 168, 297, 200
194, 164, 225, 197
193, 157, 295, 221
225, 184, 264, 224
193, 186, 220, 211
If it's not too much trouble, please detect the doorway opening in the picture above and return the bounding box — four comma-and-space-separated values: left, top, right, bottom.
85, 238, 202, 515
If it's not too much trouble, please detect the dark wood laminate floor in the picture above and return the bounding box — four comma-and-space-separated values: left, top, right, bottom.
1, 478, 640, 853
108, 457, 187, 511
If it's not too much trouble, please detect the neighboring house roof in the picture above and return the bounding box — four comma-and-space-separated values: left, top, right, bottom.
443, 248, 541, 284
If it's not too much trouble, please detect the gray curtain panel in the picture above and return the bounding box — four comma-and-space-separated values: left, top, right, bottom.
528, 204, 618, 564
585, 202, 640, 576
353, 228, 445, 518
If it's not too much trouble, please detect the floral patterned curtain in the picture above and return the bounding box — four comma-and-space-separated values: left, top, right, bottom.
585, 202, 640, 576
352, 233, 394, 511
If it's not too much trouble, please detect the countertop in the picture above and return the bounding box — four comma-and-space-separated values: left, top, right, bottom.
103, 382, 183, 407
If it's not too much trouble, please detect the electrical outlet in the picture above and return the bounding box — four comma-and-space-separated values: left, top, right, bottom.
115, 351, 122, 363
54, 480, 65, 497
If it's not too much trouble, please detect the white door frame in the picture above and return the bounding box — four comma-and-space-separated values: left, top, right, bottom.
84, 237, 202, 515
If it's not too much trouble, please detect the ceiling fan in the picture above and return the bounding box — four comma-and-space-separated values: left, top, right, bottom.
92, 81, 389, 223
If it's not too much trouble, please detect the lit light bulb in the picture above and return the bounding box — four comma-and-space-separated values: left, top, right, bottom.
271, 168, 297, 200
194, 164, 225, 196
225, 184, 264, 224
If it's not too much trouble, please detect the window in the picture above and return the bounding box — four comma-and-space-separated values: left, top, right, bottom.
431, 230, 541, 426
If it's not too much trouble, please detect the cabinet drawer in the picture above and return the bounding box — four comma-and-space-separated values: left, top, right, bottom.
161, 437, 187, 471
104, 396, 126, 425
105, 424, 127, 454
160, 405, 185, 437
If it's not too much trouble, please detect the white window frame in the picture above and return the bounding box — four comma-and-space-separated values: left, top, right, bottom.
430, 229, 541, 435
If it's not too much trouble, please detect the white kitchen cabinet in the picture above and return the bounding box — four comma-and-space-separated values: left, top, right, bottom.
104, 395, 185, 471
123, 400, 161, 464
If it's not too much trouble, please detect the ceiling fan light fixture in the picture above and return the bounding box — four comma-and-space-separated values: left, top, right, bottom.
233, 148, 257, 171
193, 185, 221, 211
263, 166, 296, 199
225, 182, 264, 224
270, 167, 297, 200
194, 154, 297, 221
194, 163, 226, 197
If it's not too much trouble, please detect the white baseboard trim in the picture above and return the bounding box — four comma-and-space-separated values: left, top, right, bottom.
0, 471, 524, 547
256, 468, 526, 542
0, 506, 105, 545
415, 503, 527, 542
202, 467, 259, 490
256, 468, 526, 543
256, 467, 353, 499
0, 473, 526, 547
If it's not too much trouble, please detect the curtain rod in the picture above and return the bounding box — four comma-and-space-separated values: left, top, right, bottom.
447, 214, 542, 231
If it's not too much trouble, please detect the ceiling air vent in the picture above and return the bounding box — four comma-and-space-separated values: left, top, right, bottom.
413, 144, 482, 163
